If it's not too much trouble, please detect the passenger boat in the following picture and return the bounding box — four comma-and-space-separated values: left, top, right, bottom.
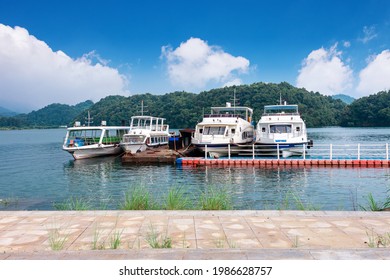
62, 121, 128, 160
254, 102, 311, 157
191, 103, 254, 158
120, 116, 170, 154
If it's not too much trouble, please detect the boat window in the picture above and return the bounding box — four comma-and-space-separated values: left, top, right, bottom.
261, 127, 266, 132
199, 128, 203, 134
203, 126, 226, 135
124, 135, 145, 144
270, 125, 292, 133
296, 126, 300, 131
231, 128, 235, 134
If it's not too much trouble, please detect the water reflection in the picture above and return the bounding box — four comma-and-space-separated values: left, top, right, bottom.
1, 127, 390, 210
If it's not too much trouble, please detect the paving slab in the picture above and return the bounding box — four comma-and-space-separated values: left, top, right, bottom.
0, 210, 389, 259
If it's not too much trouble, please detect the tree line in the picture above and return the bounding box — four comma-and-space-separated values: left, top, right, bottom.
1, 82, 389, 129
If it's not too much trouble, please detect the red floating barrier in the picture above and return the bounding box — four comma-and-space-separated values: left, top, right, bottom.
325, 160, 333, 166
338, 160, 346, 167
279, 159, 287, 166
179, 157, 390, 168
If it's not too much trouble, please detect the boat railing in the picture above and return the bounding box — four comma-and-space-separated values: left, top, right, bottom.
203, 143, 390, 160
308, 143, 389, 160
263, 112, 300, 116
204, 113, 243, 119
64, 135, 123, 147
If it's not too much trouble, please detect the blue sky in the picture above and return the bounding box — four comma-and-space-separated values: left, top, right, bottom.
1, 0, 390, 111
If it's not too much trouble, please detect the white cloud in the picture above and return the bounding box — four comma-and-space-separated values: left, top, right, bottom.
223, 78, 243, 87
296, 44, 353, 95
161, 37, 249, 89
359, 25, 378, 44
0, 24, 129, 111
357, 50, 390, 95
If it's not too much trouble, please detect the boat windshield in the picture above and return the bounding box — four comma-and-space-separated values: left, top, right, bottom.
65, 129, 102, 146
203, 126, 226, 135
69, 129, 102, 139
264, 105, 299, 115
123, 135, 146, 144
270, 125, 292, 133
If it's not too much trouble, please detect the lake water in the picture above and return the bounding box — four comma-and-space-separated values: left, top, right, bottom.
0, 127, 389, 211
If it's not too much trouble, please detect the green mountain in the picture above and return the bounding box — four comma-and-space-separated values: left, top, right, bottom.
0, 100, 93, 128
340, 90, 390, 127
332, 94, 355, 105
72, 82, 347, 128
2, 83, 389, 129
0, 106, 18, 117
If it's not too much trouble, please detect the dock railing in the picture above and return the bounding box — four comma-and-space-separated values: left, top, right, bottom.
203, 143, 390, 160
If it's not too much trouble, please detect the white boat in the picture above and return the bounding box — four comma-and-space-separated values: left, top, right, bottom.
255, 103, 311, 157
62, 121, 128, 160
120, 116, 170, 154
191, 103, 254, 158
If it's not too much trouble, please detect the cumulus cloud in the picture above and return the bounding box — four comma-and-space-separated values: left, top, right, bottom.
357, 50, 390, 95
161, 37, 249, 89
223, 78, 243, 87
296, 44, 353, 95
0, 24, 129, 111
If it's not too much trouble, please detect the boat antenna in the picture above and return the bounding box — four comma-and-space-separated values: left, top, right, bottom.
139, 100, 148, 116
279, 92, 282, 105
231, 87, 240, 115
85, 111, 93, 126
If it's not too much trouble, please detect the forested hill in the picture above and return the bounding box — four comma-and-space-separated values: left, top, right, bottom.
0, 100, 93, 128
72, 82, 347, 128
340, 90, 390, 127
2, 83, 389, 129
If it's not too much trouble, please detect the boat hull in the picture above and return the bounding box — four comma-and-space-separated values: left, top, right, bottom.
251, 142, 308, 157
63, 145, 123, 160
192, 142, 252, 158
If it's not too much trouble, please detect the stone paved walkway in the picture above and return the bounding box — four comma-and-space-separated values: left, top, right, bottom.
1, 210, 389, 259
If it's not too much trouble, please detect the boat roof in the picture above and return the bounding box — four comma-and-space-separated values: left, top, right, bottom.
263, 104, 299, 114
210, 106, 253, 114
131, 115, 166, 120
67, 125, 129, 130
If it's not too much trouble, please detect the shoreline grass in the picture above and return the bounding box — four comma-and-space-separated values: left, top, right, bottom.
163, 187, 192, 210
119, 185, 155, 210
199, 186, 233, 210
53, 197, 92, 211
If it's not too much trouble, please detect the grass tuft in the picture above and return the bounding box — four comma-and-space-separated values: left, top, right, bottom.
199, 186, 233, 210
360, 193, 388, 211
109, 229, 124, 249
145, 225, 172, 248
164, 187, 191, 210
48, 228, 68, 251
53, 197, 91, 211
120, 185, 155, 210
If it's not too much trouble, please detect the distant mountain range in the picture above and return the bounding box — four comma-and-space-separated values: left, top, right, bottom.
0, 106, 19, 117
331, 94, 355, 104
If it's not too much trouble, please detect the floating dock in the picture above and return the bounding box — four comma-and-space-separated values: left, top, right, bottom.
122, 148, 181, 164
176, 158, 390, 168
